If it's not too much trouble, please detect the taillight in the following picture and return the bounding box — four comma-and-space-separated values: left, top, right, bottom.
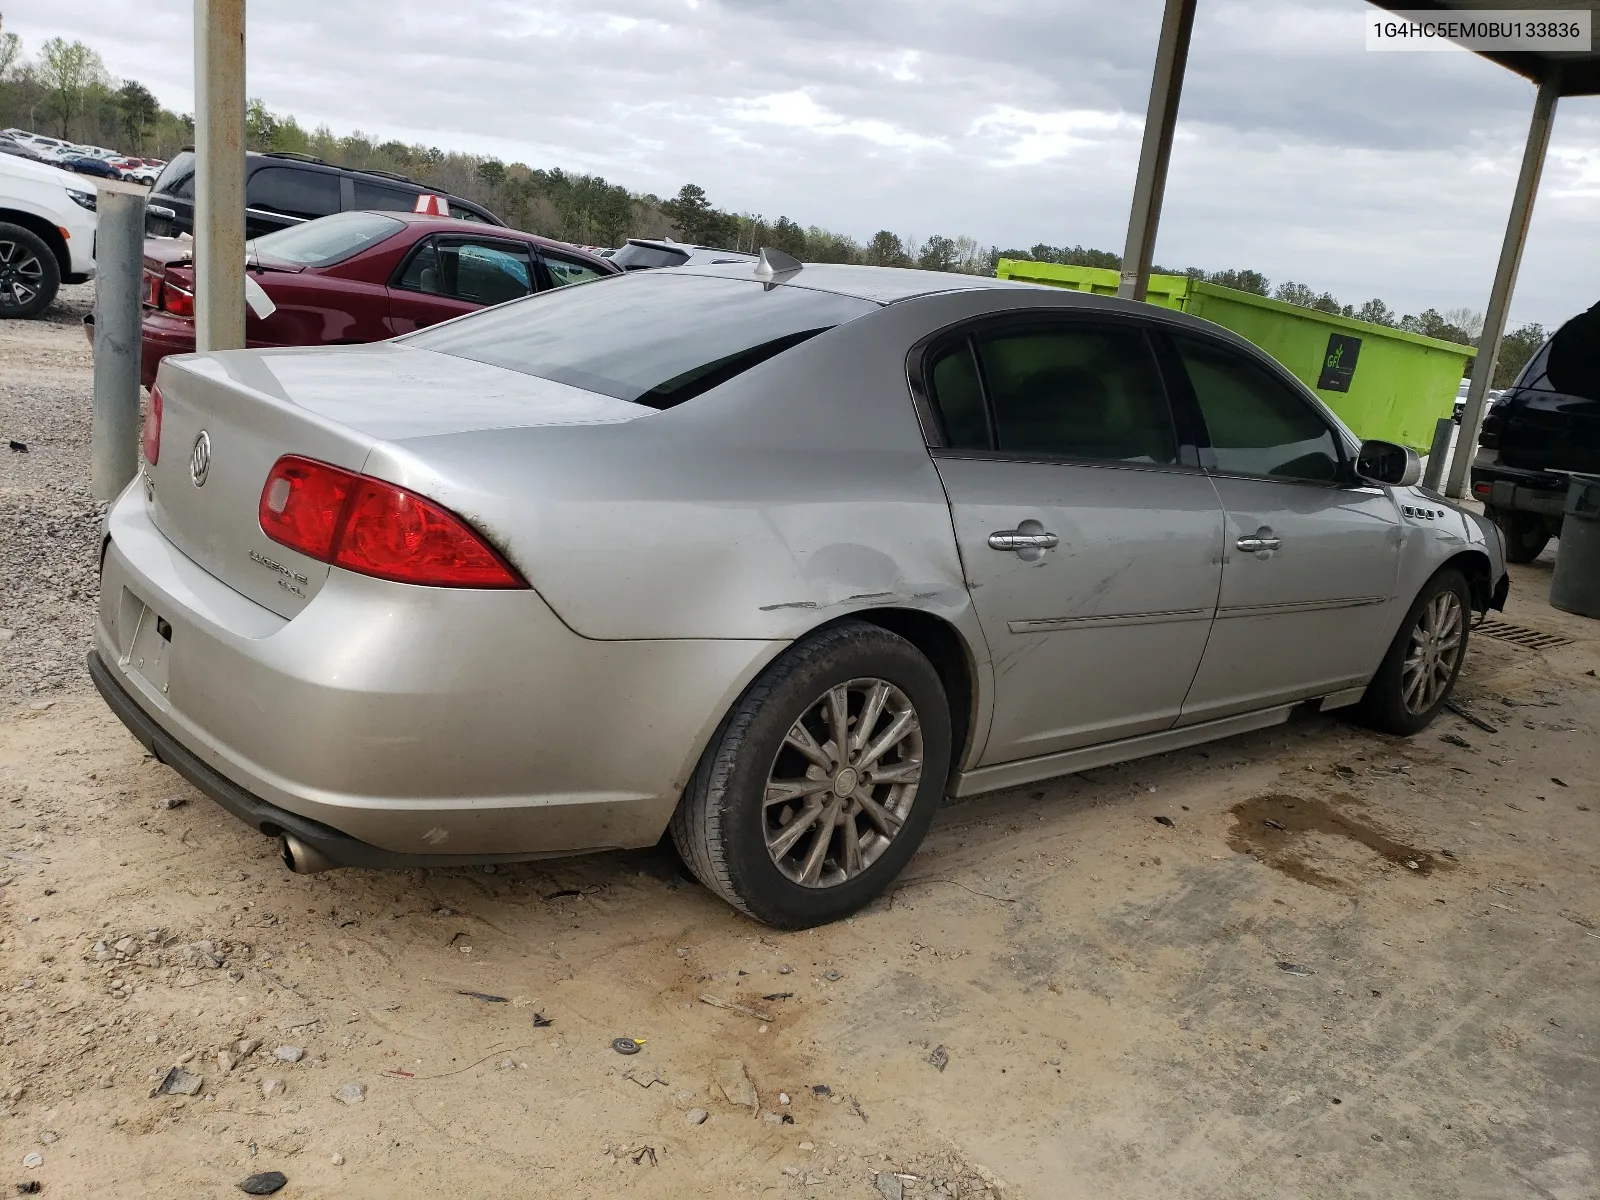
1472, 482, 1493, 498
162, 281, 194, 318
142, 385, 163, 464
142, 270, 163, 309
1478, 404, 1504, 449
258, 455, 526, 589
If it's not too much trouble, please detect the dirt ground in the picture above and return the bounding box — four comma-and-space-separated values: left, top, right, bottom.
2, 301, 1598, 1199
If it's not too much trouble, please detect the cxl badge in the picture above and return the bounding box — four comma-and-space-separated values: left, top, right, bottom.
189, 430, 211, 487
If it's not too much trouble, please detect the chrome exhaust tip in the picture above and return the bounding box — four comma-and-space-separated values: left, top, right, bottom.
279, 833, 336, 874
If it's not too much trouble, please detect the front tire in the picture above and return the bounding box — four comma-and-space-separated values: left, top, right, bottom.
1356, 568, 1471, 736
670, 621, 952, 929
1487, 506, 1551, 564
0, 223, 60, 319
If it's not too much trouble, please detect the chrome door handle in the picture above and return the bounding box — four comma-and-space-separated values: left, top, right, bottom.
989, 529, 1060, 551
1236, 535, 1282, 553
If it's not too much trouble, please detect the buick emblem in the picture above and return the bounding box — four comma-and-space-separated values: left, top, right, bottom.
190, 430, 211, 487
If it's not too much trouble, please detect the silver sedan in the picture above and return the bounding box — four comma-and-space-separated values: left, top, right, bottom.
91, 252, 1508, 927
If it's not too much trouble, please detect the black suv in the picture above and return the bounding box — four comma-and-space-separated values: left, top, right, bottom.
144, 150, 503, 239
1472, 302, 1600, 562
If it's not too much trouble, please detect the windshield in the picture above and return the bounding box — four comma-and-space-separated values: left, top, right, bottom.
610, 242, 690, 270
251, 211, 406, 267
151, 150, 194, 197
406, 272, 877, 410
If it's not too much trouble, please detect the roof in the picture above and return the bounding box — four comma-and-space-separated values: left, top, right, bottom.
673, 261, 1037, 304
1368, 0, 1600, 95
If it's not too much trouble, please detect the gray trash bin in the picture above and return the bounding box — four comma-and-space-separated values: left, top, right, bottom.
1550, 472, 1600, 619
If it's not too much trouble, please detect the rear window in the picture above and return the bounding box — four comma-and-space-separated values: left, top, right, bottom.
405, 272, 876, 410
610, 242, 690, 270
251, 211, 405, 266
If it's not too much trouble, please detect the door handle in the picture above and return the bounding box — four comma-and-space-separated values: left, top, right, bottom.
989, 530, 1059, 551
1235, 532, 1282, 554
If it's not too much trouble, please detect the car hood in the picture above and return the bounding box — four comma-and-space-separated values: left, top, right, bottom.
178, 341, 652, 442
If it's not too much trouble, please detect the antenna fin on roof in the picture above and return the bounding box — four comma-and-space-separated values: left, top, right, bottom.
754, 247, 803, 280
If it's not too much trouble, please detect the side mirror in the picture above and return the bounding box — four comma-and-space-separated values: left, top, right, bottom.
1355, 439, 1422, 488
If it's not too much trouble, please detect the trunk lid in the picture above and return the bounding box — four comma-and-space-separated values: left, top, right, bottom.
148, 343, 648, 618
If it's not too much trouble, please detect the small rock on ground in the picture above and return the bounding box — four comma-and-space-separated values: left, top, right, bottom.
686, 1108, 708, 1125
335, 1082, 366, 1104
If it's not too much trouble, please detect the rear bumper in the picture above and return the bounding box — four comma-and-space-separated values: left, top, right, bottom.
90, 649, 541, 869
92, 487, 780, 863
1470, 463, 1567, 518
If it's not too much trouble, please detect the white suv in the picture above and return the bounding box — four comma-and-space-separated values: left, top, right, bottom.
0, 151, 97, 317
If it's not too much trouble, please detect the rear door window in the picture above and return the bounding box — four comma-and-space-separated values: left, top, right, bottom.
974, 324, 1178, 464
397, 237, 535, 306
247, 167, 341, 221
406, 272, 876, 409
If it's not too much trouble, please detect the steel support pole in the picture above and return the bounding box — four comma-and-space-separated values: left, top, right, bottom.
1445, 75, 1559, 499
91, 183, 148, 502
1117, 0, 1197, 302
194, 0, 246, 353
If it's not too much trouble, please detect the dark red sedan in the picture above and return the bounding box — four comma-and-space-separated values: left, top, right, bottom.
140, 210, 620, 388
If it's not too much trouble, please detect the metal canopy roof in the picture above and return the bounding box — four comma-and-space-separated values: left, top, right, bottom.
1369, 0, 1600, 95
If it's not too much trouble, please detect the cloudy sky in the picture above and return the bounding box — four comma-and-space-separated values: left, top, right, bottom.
8, 0, 1597, 327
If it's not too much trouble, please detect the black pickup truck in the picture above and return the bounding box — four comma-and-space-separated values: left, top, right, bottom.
1472, 303, 1600, 562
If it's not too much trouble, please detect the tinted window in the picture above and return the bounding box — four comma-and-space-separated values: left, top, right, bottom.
975, 325, 1177, 463
247, 166, 340, 220
397, 238, 534, 305
1175, 335, 1341, 482
541, 253, 606, 288
407, 272, 875, 409
610, 242, 690, 270
252, 211, 405, 266
351, 179, 420, 212
927, 340, 990, 449
153, 150, 195, 199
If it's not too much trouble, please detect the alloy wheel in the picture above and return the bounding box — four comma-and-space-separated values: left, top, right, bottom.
1401, 590, 1464, 715
763, 677, 924, 888
0, 238, 44, 311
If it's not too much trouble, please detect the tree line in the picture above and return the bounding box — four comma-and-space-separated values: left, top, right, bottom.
0, 25, 1549, 385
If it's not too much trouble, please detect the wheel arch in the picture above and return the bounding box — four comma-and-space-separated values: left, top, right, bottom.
813, 607, 981, 777
1441, 548, 1497, 614
0, 208, 70, 279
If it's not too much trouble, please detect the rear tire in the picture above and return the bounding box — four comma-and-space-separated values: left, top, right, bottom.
1356, 568, 1471, 736
1487, 506, 1551, 564
0, 223, 60, 319
670, 621, 951, 929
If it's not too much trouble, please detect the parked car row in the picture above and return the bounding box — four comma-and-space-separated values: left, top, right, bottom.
1, 128, 163, 183
136, 210, 619, 384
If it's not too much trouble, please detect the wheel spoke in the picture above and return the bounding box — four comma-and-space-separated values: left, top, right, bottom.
827, 685, 850, 760
764, 777, 833, 806
798, 802, 839, 885
840, 814, 864, 877
858, 708, 918, 770
869, 761, 921, 786
768, 802, 825, 859
784, 722, 834, 771
850, 681, 888, 756
854, 787, 904, 837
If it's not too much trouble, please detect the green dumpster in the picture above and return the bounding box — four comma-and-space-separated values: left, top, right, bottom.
994, 260, 1476, 452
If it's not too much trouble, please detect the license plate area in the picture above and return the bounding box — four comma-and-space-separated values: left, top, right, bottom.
121, 591, 173, 695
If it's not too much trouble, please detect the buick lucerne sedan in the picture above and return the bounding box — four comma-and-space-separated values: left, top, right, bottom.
90, 254, 1509, 928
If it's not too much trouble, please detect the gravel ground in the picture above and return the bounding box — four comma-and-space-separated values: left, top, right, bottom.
0, 282, 110, 700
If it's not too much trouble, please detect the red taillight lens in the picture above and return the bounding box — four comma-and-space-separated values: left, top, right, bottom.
162, 281, 193, 318
258, 455, 525, 589
259, 455, 357, 561
142, 270, 163, 309
1472, 482, 1492, 498
142, 385, 163, 464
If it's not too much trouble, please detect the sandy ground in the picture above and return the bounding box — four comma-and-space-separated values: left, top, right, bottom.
2, 300, 1598, 1199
